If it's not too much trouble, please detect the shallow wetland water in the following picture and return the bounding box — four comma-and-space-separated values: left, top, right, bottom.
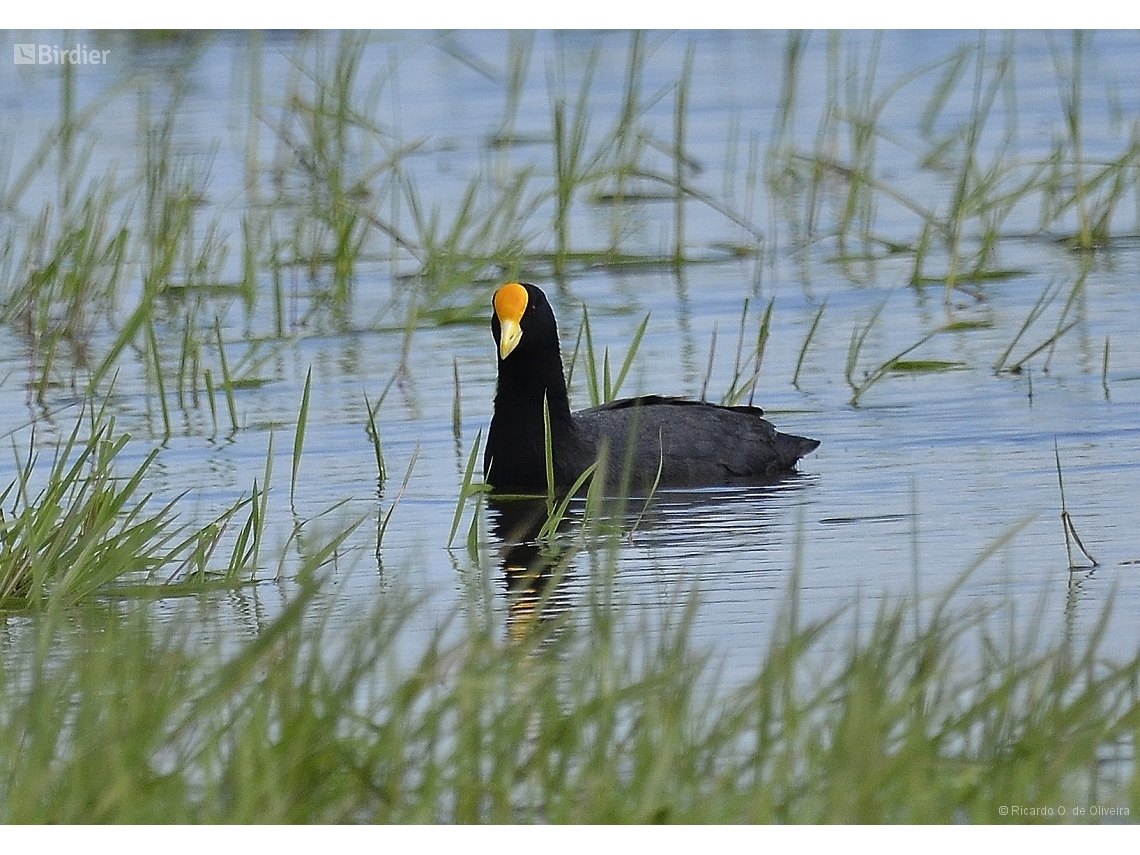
2, 30, 1140, 725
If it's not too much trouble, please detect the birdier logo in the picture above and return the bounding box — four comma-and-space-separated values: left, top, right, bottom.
13, 43, 110, 65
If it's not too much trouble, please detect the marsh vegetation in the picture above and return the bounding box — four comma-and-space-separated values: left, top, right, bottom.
0, 30, 1138, 821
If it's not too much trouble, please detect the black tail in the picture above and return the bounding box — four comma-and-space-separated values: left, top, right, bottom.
775, 432, 820, 469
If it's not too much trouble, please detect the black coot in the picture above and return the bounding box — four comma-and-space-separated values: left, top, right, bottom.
484, 282, 819, 493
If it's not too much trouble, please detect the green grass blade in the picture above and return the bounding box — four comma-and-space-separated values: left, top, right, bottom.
364, 393, 387, 483
291, 367, 313, 507
608, 312, 650, 403
214, 319, 240, 432
793, 301, 826, 389
447, 430, 483, 549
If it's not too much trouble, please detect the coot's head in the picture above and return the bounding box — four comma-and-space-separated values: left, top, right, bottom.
491, 282, 558, 362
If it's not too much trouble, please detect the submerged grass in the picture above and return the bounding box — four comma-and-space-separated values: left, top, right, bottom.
5, 30, 1137, 417
1054, 438, 1099, 571
772, 30, 1140, 285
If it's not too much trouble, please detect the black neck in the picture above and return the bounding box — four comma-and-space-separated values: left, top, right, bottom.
494, 348, 573, 426
487, 347, 576, 490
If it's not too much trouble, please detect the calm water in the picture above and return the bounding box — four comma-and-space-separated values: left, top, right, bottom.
2, 30, 1139, 680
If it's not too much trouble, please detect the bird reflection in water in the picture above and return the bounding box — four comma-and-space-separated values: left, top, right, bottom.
488, 496, 579, 644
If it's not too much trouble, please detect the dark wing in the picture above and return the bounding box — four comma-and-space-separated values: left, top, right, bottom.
572, 397, 816, 487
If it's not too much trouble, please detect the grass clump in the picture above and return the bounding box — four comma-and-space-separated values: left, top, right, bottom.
0, 403, 171, 606
0, 387, 329, 608
770, 30, 1140, 289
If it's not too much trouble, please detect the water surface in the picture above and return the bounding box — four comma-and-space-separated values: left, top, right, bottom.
1, 30, 1139, 680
